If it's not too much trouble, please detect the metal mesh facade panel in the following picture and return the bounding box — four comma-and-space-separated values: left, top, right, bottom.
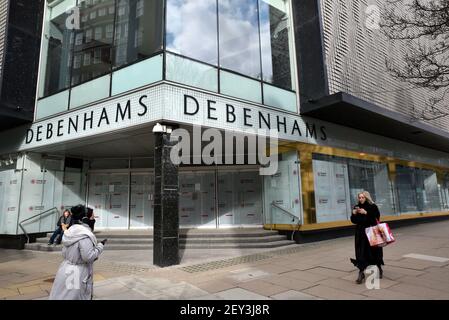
319, 0, 449, 132
0, 0, 8, 82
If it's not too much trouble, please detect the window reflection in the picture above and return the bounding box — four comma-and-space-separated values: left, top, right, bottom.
71, 0, 115, 86
395, 165, 441, 213
166, 0, 218, 65
42, 9, 74, 96
259, 0, 293, 90
219, 0, 261, 78
114, 0, 164, 69
312, 154, 396, 223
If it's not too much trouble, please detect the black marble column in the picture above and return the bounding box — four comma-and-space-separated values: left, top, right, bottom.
153, 127, 180, 267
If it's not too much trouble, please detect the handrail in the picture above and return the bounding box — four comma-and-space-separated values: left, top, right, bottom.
271, 201, 301, 241
18, 207, 60, 244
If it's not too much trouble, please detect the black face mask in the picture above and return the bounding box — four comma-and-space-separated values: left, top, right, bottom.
82, 217, 95, 230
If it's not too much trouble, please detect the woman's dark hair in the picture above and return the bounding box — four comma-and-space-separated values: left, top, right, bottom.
70, 205, 88, 222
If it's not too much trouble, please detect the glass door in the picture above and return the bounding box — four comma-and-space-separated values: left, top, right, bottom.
88, 173, 129, 229
130, 172, 154, 228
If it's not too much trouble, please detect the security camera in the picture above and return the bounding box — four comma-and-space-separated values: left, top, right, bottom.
152, 123, 166, 133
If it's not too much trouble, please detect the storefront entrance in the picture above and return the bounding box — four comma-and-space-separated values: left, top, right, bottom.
88, 173, 129, 229
87, 168, 263, 229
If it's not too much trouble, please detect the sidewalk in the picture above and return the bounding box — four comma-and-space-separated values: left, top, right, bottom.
1, 219, 449, 300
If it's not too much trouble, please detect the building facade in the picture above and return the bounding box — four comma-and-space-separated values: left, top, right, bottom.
1, 0, 449, 247
0, 0, 44, 129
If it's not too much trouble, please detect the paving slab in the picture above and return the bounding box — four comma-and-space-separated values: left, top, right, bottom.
361, 289, 422, 300
159, 282, 210, 300
195, 280, 237, 294
303, 285, 365, 300
226, 268, 271, 283
279, 270, 329, 283
270, 290, 320, 300
305, 267, 350, 278
388, 283, 449, 299
214, 288, 271, 300
237, 279, 289, 296
260, 275, 316, 291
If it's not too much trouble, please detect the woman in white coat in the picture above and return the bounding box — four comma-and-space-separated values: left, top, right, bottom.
49, 205, 106, 300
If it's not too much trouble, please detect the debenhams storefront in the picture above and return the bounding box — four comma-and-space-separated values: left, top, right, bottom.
1, 0, 449, 240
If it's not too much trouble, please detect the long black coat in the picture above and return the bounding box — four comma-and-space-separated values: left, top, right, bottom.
350, 201, 384, 271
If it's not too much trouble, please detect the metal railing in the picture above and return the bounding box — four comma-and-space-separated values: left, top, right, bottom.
270, 201, 301, 241
18, 207, 60, 244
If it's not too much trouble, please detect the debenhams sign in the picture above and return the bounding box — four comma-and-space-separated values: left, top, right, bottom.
22, 84, 327, 150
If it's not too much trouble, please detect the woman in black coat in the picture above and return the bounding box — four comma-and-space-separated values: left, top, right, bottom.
350, 191, 384, 284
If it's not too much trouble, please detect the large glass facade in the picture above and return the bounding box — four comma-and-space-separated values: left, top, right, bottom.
310, 154, 447, 223
218, 0, 261, 78
166, 0, 218, 65
38, 0, 164, 106
395, 165, 441, 213
37, 0, 296, 118
71, 0, 115, 86
312, 154, 396, 223
40, 0, 75, 97
347, 159, 395, 215
114, 0, 164, 68
259, 0, 294, 90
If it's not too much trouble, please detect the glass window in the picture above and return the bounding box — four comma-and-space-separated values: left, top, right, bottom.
36, 90, 70, 119
347, 159, 395, 215
219, 0, 261, 78
85, 29, 93, 43
312, 154, 396, 222
440, 173, 449, 210
395, 165, 442, 213
259, 0, 294, 90
113, 0, 164, 69
263, 83, 297, 112
312, 156, 351, 223
220, 70, 262, 103
72, 0, 114, 87
70, 74, 110, 109
39, 1, 75, 97
263, 151, 301, 225
166, 53, 218, 92
166, 0, 218, 65
420, 169, 441, 212
111, 54, 163, 95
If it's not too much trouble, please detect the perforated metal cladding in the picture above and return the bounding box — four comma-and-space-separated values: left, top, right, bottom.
0, 0, 8, 82
319, 0, 449, 131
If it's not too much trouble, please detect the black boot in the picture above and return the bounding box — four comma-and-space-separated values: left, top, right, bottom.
356, 270, 365, 284
378, 265, 383, 279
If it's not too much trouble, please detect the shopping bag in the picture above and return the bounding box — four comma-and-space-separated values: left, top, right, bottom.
377, 222, 395, 245
365, 225, 387, 247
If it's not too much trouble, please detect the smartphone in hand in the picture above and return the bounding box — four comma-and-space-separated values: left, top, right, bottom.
101, 239, 108, 245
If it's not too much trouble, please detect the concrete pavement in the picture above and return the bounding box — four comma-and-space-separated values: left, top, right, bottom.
1, 219, 449, 300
